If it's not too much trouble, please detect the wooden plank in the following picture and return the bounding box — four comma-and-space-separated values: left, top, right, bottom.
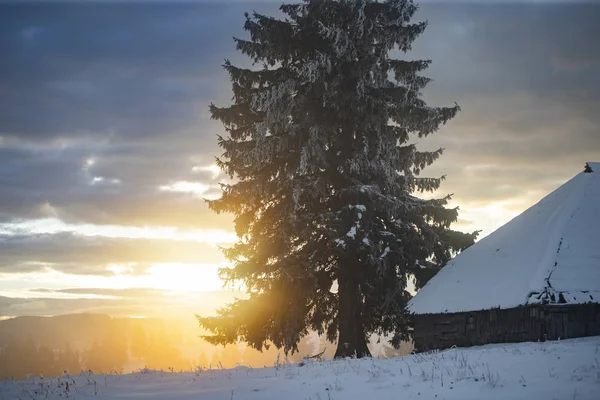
411, 303, 600, 352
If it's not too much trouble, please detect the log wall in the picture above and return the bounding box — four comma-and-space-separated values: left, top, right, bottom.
412, 303, 600, 352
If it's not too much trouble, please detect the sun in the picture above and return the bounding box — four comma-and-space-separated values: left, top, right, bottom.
142, 263, 226, 292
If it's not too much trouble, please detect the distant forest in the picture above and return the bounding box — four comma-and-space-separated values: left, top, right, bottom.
0, 314, 410, 379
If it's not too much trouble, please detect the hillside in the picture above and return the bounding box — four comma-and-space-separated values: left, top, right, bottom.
0, 314, 185, 351
1, 336, 598, 400
0, 314, 199, 379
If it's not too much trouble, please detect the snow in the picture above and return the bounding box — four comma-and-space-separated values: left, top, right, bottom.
343, 205, 368, 240
380, 246, 390, 259
408, 163, 600, 315
2, 337, 598, 400
346, 226, 357, 238
350, 204, 367, 212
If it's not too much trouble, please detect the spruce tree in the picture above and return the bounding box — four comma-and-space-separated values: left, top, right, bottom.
198, 0, 477, 358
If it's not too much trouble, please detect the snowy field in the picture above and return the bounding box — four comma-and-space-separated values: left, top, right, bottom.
1, 337, 599, 400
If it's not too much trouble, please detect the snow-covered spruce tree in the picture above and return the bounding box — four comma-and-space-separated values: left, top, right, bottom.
198, 0, 477, 358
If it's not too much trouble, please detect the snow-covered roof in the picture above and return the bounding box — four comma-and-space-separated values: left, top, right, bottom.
408, 162, 600, 315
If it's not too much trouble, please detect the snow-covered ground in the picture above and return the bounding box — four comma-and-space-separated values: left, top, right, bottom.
2, 337, 599, 400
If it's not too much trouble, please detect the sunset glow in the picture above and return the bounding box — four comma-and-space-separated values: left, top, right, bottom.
143, 263, 225, 292
159, 181, 211, 196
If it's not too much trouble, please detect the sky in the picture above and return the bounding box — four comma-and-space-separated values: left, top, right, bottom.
0, 0, 598, 319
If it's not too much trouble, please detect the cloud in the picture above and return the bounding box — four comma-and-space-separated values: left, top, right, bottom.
0, 289, 245, 319
0, 232, 227, 275
27, 287, 168, 298
397, 2, 600, 236
0, 2, 268, 228
0, 2, 266, 138
7, 300, 48, 311
20, 26, 45, 42
0, 133, 234, 227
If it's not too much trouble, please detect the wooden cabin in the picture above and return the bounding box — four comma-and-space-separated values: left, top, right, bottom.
407, 163, 600, 352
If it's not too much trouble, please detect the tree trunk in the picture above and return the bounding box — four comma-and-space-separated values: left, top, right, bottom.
334, 273, 372, 358
355, 325, 370, 357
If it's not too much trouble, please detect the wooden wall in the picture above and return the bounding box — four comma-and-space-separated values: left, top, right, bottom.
412, 303, 600, 352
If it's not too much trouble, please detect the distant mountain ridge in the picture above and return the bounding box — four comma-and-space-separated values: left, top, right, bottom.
0, 313, 177, 351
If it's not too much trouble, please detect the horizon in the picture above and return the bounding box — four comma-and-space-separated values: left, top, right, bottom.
1, 0, 599, 321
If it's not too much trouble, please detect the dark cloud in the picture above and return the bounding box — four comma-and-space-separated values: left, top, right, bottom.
0, 131, 234, 227
403, 3, 600, 217
0, 232, 226, 275
413, 3, 600, 94
55, 192, 233, 229
411, 2, 600, 146
0, 2, 269, 226
0, 2, 270, 138
0, 5, 249, 227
